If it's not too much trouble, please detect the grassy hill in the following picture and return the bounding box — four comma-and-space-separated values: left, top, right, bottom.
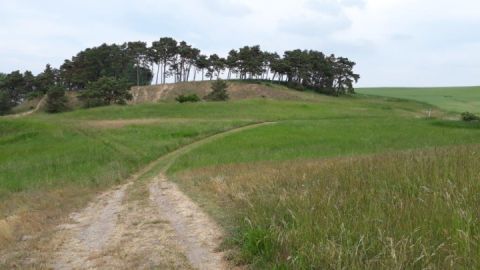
1, 83, 480, 268
129, 80, 321, 104
358, 86, 480, 114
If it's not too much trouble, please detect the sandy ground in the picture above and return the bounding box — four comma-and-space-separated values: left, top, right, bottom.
150, 175, 227, 270
48, 176, 227, 270
129, 81, 315, 104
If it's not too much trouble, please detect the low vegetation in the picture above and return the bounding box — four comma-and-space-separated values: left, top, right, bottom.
204, 79, 229, 101
175, 93, 201, 103
461, 111, 480, 122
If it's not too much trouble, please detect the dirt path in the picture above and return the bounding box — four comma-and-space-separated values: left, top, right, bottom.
52, 183, 131, 269
150, 175, 226, 270
6, 95, 47, 118
47, 122, 275, 269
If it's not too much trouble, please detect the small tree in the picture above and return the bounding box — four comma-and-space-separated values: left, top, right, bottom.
205, 79, 229, 101
80, 77, 133, 108
45, 85, 68, 113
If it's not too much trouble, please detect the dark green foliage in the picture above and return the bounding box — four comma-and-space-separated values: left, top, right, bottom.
195, 55, 210, 81
151, 37, 178, 84
205, 80, 229, 101
1, 36, 359, 103
59, 43, 152, 89
0, 91, 13, 115
45, 85, 68, 113
175, 93, 201, 103
80, 77, 133, 108
36, 64, 57, 93
461, 112, 480, 122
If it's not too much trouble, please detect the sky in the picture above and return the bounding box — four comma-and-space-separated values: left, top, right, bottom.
1, 0, 479, 87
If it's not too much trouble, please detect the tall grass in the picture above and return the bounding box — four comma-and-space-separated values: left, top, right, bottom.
169, 119, 480, 173
176, 145, 480, 269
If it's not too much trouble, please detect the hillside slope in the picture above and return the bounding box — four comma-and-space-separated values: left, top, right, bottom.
129, 81, 318, 104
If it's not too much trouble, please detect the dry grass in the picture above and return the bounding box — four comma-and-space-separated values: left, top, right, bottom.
0, 185, 103, 267
175, 145, 480, 269
129, 81, 320, 104
81, 118, 254, 129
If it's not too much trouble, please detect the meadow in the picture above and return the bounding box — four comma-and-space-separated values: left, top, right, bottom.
358, 86, 480, 114
1, 85, 480, 269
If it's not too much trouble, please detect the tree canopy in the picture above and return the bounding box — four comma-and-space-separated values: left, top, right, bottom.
0, 37, 360, 113
79, 77, 133, 108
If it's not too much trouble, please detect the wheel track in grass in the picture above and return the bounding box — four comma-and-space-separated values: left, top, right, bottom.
45, 121, 276, 270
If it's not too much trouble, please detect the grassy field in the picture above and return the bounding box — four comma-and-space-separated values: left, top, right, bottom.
176, 145, 480, 269
357, 86, 480, 114
0, 113, 250, 245
1, 84, 480, 268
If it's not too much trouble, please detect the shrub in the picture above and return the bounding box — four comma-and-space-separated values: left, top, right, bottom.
461, 112, 480, 122
205, 79, 229, 101
45, 85, 68, 113
175, 93, 200, 103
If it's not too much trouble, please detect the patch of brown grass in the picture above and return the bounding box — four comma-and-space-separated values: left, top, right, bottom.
0, 185, 103, 265
81, 118, 249, 129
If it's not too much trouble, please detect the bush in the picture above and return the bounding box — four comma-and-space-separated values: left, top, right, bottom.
205, 79, 229, 101
45, 85, 68, 113
80, 77, 133, 108
461, 112, 480, 122
175, 93, 200, 103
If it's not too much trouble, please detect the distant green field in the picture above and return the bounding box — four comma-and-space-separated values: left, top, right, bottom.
357, 86, 480, 114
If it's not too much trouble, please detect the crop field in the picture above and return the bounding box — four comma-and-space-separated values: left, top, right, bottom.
358, 86, 480, 114
1, 86, 480, 269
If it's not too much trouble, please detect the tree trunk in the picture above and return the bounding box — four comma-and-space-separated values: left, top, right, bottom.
155, 64, 160, 85
163, 61, 167, 84
136, 62, 140, 86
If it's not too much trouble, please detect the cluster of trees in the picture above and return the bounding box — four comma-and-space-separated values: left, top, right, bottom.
0, 37, 359, 114
0, 65, 57, 114
57, 37, 359, 95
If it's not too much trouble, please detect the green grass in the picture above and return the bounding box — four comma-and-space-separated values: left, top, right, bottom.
2, 84, 480, 268
0, 116, 248, 200
169, 118, 480, 173
357, 86, 480, 114
58, 95, 431, 121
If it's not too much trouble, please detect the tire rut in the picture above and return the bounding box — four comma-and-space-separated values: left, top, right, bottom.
46, 122, 275, 269
150, 175, 226, 270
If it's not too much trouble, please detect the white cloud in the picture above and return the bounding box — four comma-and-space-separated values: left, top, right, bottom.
0, 0, 479, 86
